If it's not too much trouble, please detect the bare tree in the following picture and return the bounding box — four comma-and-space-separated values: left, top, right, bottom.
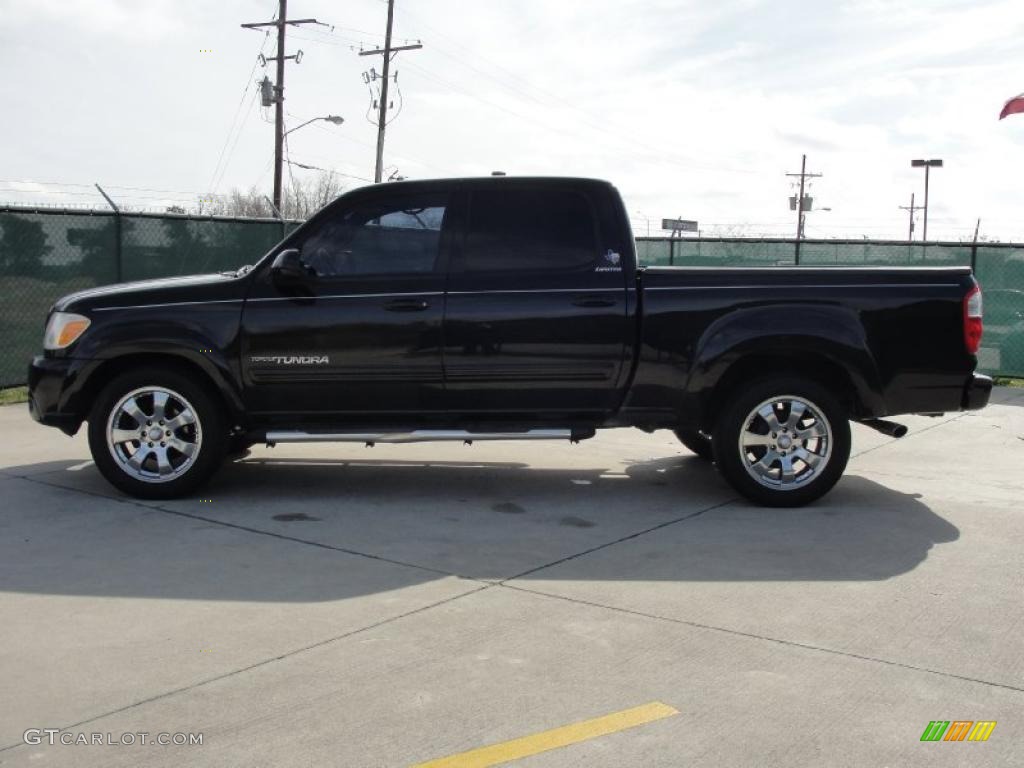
196, 173, 347, 220
283, 172, 348, 219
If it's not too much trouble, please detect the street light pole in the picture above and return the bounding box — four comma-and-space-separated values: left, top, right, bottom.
911, 159, 943, 242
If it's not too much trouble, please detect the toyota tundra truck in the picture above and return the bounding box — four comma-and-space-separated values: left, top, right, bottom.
27, 176, 992, 506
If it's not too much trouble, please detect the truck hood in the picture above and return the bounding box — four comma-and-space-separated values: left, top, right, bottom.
53, 272, 246, 313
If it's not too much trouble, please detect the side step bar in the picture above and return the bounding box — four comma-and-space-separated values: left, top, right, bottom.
264, 428, 594, 445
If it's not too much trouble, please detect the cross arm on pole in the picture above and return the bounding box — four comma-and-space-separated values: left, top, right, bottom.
241, 18, 321, 29
359, 43, 423, 56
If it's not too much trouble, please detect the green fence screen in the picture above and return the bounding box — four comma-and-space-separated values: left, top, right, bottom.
1, 207, 1021, 388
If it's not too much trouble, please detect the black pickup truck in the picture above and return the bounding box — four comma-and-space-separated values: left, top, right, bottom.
28, 176, 991, 506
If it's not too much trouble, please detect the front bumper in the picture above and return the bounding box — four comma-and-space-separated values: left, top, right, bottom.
962, 372, 993, 411
28, 355, 81, 435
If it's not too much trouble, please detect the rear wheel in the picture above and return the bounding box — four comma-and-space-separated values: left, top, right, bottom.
673, 429, 714, 461
712, 376, 850, 507
88, 367, 226, 499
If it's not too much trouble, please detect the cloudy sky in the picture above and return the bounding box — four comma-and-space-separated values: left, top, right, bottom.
2, 0, 1023, 240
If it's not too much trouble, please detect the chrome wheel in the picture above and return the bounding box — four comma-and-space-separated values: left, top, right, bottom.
737, 395, 832, 491
106, 386, 202, 483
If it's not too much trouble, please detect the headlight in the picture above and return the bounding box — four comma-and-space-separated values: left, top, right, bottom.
43, 312, 91, 350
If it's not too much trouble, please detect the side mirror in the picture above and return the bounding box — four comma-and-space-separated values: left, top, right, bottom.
270, 248, 311, 285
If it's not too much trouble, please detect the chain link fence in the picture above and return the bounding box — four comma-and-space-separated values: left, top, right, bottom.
0, 207, 302, 388
1, 207, 1021, 388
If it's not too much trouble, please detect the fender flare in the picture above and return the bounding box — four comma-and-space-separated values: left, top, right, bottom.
685, 304, 885, 417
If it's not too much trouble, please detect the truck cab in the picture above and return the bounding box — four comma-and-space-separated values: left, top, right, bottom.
241, 177, 634, 424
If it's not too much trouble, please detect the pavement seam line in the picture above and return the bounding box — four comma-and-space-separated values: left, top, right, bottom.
850, 412, 969, 460
11, 470, 736, 590
503, 584, 1024, 695
500, 496, 737, 582
11, 472, 729, 594
12, 472, 467, 581
0, 584, 493, 754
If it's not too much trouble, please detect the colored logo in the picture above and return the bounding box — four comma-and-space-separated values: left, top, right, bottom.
920, 721, 996, 742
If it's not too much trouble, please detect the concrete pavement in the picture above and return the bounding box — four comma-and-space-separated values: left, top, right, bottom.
1, 388, 1022, 766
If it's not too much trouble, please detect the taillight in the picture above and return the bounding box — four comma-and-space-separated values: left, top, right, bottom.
963, 283, 983, 355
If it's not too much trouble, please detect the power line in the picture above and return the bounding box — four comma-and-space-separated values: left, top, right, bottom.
287, 15, 759, 177
208, 26, 274, 194
211, 88, 262, 193
388, 3, 761, 177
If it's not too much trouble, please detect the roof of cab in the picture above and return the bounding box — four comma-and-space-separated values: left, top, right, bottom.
349, 175, 616, 195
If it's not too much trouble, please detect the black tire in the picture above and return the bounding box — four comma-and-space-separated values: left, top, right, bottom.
674, 429, 714, 461
712, 376, 850, 507
87, 366, 226, 499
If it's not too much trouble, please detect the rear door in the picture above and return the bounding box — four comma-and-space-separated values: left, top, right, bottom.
442, 182, 629, 417
241, 189, 450, 418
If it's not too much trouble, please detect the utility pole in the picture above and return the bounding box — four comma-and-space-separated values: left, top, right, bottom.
242, 2, 323, 210
899, 193, 919, 241
359, 0, 422, 183
785, 154, 822, 264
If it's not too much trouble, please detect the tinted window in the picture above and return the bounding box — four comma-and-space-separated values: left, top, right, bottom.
463, 189, 598, 272
298, 194, 447, 277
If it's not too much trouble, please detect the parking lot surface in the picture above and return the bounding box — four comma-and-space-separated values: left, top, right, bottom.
1, 388, 1023, 767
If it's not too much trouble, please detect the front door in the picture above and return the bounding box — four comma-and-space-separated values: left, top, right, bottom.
241, 189, 450, 421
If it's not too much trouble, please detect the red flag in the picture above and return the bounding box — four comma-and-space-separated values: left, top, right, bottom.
999, 93, 1024, 120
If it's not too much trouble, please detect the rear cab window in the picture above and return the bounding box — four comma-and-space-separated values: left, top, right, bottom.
459, 187, 602, 274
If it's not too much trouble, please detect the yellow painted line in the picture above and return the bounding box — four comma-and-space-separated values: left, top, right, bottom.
411, 701, 679, 768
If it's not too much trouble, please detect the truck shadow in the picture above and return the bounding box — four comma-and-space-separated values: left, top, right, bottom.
0, 452, 959, 602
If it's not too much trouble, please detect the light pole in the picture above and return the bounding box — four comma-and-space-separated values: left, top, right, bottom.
911, 158, 942, 241
284, 114, 344, 137
634, 210, 651, 237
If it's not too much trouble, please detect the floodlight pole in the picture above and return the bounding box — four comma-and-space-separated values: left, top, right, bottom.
911, 159, 943, 242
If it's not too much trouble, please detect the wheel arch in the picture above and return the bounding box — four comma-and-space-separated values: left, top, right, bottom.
71, 352, 245, 430
696, 350, 874, 432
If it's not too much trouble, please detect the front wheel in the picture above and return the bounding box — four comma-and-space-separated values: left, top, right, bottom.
87, 367, 226, 499
712, 377, 850, 507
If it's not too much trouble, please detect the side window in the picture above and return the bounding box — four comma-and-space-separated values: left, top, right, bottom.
463, 189, 598, 272
298, 194, 447, 277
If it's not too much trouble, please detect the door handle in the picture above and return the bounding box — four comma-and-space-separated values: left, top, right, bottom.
384, 298, 430, 312
572, 295, 617, 308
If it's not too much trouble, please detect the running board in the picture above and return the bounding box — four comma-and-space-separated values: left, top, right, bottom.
264, 428, 591, 445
